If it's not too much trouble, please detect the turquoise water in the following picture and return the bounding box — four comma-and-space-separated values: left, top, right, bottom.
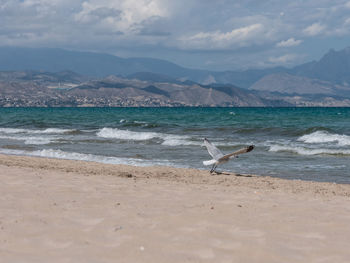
0, 107, 349, 183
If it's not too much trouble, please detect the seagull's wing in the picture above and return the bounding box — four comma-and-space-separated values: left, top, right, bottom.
222, 145, 254, 159
204, 138, 224, 160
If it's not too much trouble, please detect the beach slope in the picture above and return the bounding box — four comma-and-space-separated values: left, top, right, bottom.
0, 154, 349, 263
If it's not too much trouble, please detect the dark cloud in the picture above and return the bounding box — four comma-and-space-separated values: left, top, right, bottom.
133, 16, 171, 36
1, 0, 350, 70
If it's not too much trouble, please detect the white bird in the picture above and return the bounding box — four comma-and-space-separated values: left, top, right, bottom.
203, 138, 254, 173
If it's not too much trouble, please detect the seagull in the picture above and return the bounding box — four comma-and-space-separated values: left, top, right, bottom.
203, 138, 254, 173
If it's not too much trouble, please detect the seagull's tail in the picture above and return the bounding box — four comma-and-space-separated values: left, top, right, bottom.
203, 159, 216, 166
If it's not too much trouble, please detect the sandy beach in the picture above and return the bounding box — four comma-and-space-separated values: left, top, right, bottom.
0, 154, 350, 263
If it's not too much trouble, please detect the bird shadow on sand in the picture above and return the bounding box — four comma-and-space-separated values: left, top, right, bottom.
211, 171, 253, 177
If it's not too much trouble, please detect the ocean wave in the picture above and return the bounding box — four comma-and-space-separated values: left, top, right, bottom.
96, 127, 246, 148
97, 127, 190, 142
0, 127, 77, 135
0, 127, 80, 145
298, 131, 350, 146
0, 148, 176, 167
32, 128, 75, 134
0, 135, 20, 141
161, 138, 202, 146
33, 128, 78, 135
269, 145, 350, 156
97, 128, 160, 141
0, 128, 27, 134
0, 134, 54, 145
121, 120, 163, 128
24, 137, 53, 145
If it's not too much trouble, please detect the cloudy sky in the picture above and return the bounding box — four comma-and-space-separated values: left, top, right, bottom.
1, 0, 350, 70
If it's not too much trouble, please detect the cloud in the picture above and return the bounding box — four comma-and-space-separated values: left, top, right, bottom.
1, 0, 350, 70
179, 24, 266, 49
276, 38, 302, 47
74, 0, 168, 33
303, 23, 326, 36
89, 7, 122, 18
74, 5, 122, 25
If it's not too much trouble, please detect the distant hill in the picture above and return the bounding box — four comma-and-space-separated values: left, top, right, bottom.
249, 48, 350, 97
215, 47, 350, 91
292, 47, 350, 86
0, 47, 208, 81
0, 46, 287, 87
1, 46, 350, 98
67, 76, 281, 107
2, 70, 350, 107
250, 73, 345, 95
127, 72, 183, 84
0, 70, 292, 107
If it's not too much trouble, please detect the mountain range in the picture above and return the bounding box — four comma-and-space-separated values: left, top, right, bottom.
0, 71, 291, 107
0, 46, 350, 106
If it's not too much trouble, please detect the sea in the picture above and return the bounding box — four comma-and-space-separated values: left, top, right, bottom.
0, 107, 349, 183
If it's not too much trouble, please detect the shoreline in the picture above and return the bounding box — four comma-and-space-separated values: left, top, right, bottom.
0, 153, 349, 197
1, 153, 350, 262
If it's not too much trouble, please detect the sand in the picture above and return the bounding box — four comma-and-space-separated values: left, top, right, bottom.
0, 154, 350, 263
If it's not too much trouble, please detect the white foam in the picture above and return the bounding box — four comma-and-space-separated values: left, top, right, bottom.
0, 148, 176, 167
97, 128, 159, 140
24, 137, 53, 145
0, 127, 76, 135
298, 131, 350, 146
32, 128, 75, 134
269, 145, 350, 156
0, 134, 54, 145
0, 133, 60, 145
32, 149, 109, 161
96, 128, 190, 143
0, 128, 27, 134
0, 135, 20, 140
96, 128, 247, 149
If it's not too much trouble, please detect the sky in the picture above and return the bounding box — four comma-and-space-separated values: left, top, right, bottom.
1, 0, 350, 71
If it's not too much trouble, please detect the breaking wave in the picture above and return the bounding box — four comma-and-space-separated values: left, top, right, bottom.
0, 127, 77, 135
96, 127, 241, 147
0, 128, 27, 134
97, 127, 160, 141
0, 127, 81, 145
269, 145, 350, 156
97, 127, 192, 145
298, 131, 350, 146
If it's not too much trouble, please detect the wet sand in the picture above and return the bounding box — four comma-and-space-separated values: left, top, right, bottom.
0, 154, 350, 263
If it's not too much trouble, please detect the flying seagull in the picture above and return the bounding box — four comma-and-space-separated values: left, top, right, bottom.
203, 138, 254, 173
